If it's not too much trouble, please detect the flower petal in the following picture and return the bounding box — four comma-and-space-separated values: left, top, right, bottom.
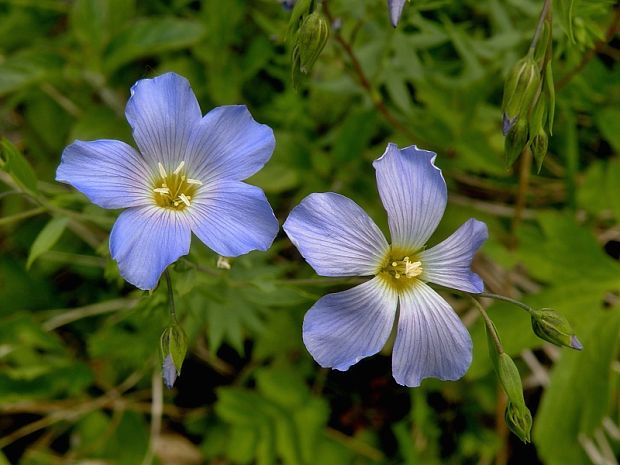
283, 193, 389, 277
125, 72, 201, 171
387, 0, 406, 27
186, 105, 275, 183
392, 282, 472, 387
420, 219, 488, 293
188, 180, 278, 257
56, 139, 151, 209
110, 206, 191, 290
373, 143, 447, 251
303, 277, 398, 371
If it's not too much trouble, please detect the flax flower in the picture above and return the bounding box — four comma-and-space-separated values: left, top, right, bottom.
57, 72, 278, 290
283, 144, 487, 387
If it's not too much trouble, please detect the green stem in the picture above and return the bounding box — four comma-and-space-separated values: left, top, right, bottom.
478, 291, 535, 314
470, 297, 504, 355
529, 0, 552, 51
164, 270, 177, 322
0, 207, 46, 225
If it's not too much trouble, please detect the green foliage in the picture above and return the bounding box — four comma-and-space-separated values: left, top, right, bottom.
534, 309, 620, 465
1, 0, 619, 464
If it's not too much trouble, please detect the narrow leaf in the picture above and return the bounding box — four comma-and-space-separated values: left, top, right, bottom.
27, 217, 69, 269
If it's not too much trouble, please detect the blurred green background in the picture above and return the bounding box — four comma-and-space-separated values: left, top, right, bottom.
1, 0, 620, 464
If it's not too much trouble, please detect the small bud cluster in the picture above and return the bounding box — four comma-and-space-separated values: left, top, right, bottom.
288, 0, 329, 89
502, 16, 555, 171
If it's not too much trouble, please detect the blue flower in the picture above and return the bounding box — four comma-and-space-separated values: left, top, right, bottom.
57, 72, 279, 290
387, 0, 407, 27
283, 144, 487, 387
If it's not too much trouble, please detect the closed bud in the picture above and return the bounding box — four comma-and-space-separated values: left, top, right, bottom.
533, 18, 552, 65
502, 57, 542, 123
530, 130, 548, 173
497, 353, 526, 411
531, 308, 583, 350
505, 401, 532, 443
504, 117, 528, 167
528, 95, 547, 136
287, 0, 316, 41
544, 61, 555, 135
160, 323, 188, 388
297, 12, 329, 74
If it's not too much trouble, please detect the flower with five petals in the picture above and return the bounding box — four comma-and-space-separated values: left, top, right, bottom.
57, 72, 279, 290
283, 143, 487, 387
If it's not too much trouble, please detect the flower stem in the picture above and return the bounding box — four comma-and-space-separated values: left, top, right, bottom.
478, 291, 535, 314
470, 297, 504, 355
529, 0, 552, 52
164, 269, 177, 323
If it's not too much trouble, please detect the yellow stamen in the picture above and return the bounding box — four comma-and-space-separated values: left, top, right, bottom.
179, 193, 191, 207
173, 161, 185, 175
151, 160, 200, 211
158, 162, 167, 178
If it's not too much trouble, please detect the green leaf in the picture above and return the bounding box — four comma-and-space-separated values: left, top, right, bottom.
555, 0, 575, 42
0, 51, 62, 97
534, 308, 620, 465
1, 138, 39, 194
468, 211, 620, 378
103, 17, 205, 72
27, 216, 69, 269
596, 106, 620, 152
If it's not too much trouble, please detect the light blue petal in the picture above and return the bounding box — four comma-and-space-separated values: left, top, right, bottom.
303, 277, 398, 371
186, 105, 275, 184
373, 143, 447, 251
56, 139, 151, 209
125, 72, 201, 171
420, 219, 488, 293
110, 206, 191, 290
387, 0, 406, 27
188, 180, 278, 257
162, 354, 177, 389
283, 193, 389, 277
392, 282, 472, 387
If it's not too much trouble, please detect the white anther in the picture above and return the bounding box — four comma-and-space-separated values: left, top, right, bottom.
154, 187, 170, 194
187, 178, 203, 185
179, 193, 191, 207
392, 262, 398, 267
394, 273, 400, 279
158, 162, 167, 178
173, 161, 185, 175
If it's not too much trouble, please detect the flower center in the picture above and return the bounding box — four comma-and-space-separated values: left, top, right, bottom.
377, 248, 424, 292
388, 256, 423, 280
152, 161, 202, 210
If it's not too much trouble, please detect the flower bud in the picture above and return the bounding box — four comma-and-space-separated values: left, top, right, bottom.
544, 61, 555, 135
496, 353, 528, 412
502, 57, 542, 124
531, 308, 583, 350
287, 0, 316, 40
530, 129, 548, 173
533, 18, 552, 65
528, 94, 547, 136
387, 0, 407, 27
160, 323, 188, 388
505, 401, 532, 443
504, 117, 528, 167
297, 12, 329, 74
